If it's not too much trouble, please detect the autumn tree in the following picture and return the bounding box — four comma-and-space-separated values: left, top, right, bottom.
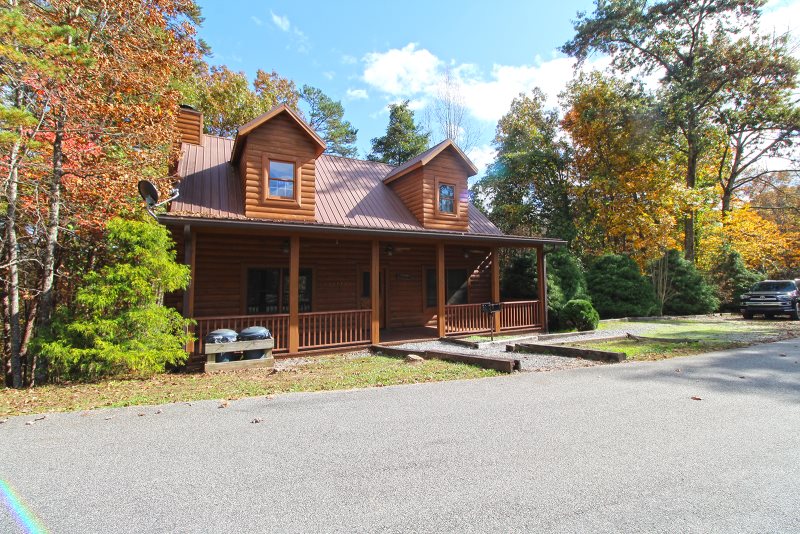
1, 0, 202, 386
300, 85, 358, 158
562, 0, 788, 262
473, 89, 574, 240
368, 100, 430, 165
188, 65, 299, 137
561, 73, 687, 267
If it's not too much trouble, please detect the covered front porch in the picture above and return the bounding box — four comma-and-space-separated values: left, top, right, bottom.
172, 225, 550, 366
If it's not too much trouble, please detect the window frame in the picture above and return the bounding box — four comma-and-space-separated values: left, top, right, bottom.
262, 154, 300, 205
435, 176, 458, 217
243, 266, 314, 314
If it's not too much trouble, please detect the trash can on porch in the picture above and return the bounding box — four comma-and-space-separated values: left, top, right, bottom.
204, 329, 238, 363
238, 326, 272, 360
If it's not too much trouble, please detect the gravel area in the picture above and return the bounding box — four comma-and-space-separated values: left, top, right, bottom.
393, 322, 671, 372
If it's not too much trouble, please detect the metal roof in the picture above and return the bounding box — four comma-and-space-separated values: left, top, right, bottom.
167, 133, 559, 244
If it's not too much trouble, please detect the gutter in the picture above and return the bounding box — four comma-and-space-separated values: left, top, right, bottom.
158, 215, 567, 248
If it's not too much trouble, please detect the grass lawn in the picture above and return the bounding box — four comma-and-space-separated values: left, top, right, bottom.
576, 338, 743, 361
0, 353, 498, 418
579, 316, 800, 360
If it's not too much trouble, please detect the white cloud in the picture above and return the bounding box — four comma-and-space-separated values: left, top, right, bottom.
270, 11, 291, 32
322, 71, 336, 80
250, 16, 263, 26
361, 43, 609, 125
466, 144, 497, 176
760, 0, 800, 38
346, 88, 369, 100
341, 54, 358, 65
363, 43, 441, 96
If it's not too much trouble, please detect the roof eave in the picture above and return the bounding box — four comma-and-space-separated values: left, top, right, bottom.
159, 214, 566, 247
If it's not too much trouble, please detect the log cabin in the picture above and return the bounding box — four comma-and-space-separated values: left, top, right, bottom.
162, 104, 565, 367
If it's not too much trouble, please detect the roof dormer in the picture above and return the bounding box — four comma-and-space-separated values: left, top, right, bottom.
230, 104, 326, 222
383, 139, 478, 231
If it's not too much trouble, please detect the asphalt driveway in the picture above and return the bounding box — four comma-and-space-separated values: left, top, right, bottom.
1, 338, 799, 533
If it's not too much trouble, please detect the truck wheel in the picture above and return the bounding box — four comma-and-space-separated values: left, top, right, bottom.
765, 313, 775, 320
743, 312, 753, 320
791, 303, 800, 321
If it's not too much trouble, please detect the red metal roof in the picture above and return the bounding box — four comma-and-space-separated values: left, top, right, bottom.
169, 136, 503, 237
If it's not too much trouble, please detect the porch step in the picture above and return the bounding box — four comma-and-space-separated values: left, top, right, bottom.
370, 345, 519, 373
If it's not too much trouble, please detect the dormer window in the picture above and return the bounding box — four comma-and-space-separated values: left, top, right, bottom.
267, 160, 296, 200
438, 182, 456, 214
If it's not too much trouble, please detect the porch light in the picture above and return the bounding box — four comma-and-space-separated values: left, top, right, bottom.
385, 245, 394, 256
281, 240, 290, 254
464, 250, 469, 258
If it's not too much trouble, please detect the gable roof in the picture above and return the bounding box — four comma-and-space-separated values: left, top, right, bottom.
169, 141, 503, 235
382, 139, 479, 184
229, 104, 326, 165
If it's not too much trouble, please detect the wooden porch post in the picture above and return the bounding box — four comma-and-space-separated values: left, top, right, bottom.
370, 240, 380, 344
536, 245, 548, 333
491, 247, 501, 333
182, 225, 196, 352
288, 235, 300, 353
437, 243, 446, 337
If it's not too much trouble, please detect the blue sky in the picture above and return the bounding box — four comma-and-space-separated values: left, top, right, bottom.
195, 0, 800, 176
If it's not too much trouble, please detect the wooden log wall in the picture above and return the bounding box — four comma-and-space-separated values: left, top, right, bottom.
240, 113, 317, 221
166, 229, 495, 330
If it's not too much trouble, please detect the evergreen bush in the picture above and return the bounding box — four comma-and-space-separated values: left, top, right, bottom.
652, 250, 719, 315
561, 299, 599, 331
708, 245, 764, 311
587, 254, 658, 318
34, 218, 193, 380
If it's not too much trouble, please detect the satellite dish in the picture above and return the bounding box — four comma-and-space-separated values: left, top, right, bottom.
136, 180, 179, 220
138, 180, 159, 207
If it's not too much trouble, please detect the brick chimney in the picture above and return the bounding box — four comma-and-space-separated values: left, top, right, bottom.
176, 104, 203, 147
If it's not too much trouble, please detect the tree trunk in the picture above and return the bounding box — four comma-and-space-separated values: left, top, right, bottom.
33, 111, 65, 385
683, 129, 699, 263
721, 188, 733, 214
5, 138, 23, 388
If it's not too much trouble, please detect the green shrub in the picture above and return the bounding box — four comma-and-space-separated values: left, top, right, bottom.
587, 254, 658, 318
34, 218, 193, 380
708, 245, 764, 311
549, 248, 588, 302
561, 299, 599, 331
651, 250, 719, 315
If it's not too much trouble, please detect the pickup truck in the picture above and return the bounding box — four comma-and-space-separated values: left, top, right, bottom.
740, 280, 800, 320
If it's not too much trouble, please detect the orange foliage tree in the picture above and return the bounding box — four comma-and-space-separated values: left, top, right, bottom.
561, 73, 690, 268
1, 0, 202, 386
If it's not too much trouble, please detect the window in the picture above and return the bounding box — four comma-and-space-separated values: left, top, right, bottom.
268, 160, 295, 199
438, 183, 455, 214
426, 269, 437, 308
425, 268, 469, 307
246, 267, 311, 314
362, 272, 371, 298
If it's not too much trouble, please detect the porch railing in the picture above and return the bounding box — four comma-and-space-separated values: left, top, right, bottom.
444, 303, 490, 335
299, 309, 372, 350
194, 314, 290, 354
500, 300, 541, 331
443, 300, 542, 336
